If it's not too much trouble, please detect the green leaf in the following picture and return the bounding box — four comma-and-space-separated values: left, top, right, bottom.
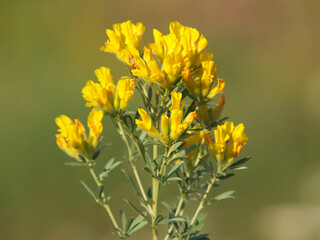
214, 190, 235, 201
217, 173, 234, 181
229, 156, 251, 169
167, 177, 182, 182
147, 86, 153, 101
99, 158, 122, 180
232, 166, 248, 170
128, 220, 148, 235
64, 162, 85, 167
125, 217, 134, 233
190, 234, 212, 240
166, 161, 184, 178
97, 185, 104, 199
125, 200, 150, 223
92, 150, 100, 160
158, 218, 187, 224
154, 215, 165, 225
127, 215, 148, 235
168, 144, 200, 163
167, 142, 184, 156
145, 153, 155, 175
154, 155, 163, 167
120, 210, 127, 228
80, 180, 96, 200
122, 169, 141, 197
78, 154, 86, 163
134, 136, 146, 161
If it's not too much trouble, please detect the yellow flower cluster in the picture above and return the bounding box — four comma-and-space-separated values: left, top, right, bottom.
100, 20, 145, 65
204, 121, 248, 170
182, 61, 225, 102
135, 92, 196, 145
82, 67, 135, 113
55, 109, 104, 160
56, 20, 248, 171
101, 21, 220, 90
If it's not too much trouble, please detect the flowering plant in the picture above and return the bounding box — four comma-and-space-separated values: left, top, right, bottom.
55, 21, 250, 240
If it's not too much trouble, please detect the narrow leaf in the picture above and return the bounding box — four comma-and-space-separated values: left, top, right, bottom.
167, 161, 184, 178
125, 200, 150, 223
64, 162, 85, 167
229, 156, 251, 169
80, 180, 96, 200
158, 218, 187, 224
214, 190, 235, 201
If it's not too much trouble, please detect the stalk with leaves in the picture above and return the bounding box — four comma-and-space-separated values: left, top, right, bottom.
55, 20, 250, 240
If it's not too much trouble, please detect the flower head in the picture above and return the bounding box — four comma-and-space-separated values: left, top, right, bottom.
101, 21, 145, 65
55, 109, 104, 160
135, 91, 196, 145
182, 61, 225, 102
204, 121, 248, 171
130, 21, 210, 89
82, 67, 134, 113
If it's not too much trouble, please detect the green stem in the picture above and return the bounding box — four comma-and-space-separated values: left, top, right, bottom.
163, 191, 185, 240
117, 121, 152, 212
190, 174, 217, 225
152, 144, 159, 240
88, 167, 120, 231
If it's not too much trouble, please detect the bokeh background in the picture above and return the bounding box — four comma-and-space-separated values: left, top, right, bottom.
1, 0, 320, 239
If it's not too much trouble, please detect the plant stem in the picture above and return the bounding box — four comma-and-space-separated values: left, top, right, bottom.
117, 121, 151, 212
152, 144, 159, 240
190, 174, 217, 225
88, 167, 120, 231
163, 191, 185, 240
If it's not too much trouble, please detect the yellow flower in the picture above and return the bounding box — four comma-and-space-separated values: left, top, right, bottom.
82, 67, 135, 113
149, 22, 208, 69
87, 108, 104, 151
135, 108, 160, 140
168, 92, 195, 141
182, 60, 225, 101
131, 21, 209, 89
114, 77, 135, 110
225, 124, 248, 165
196, 95, 225, 128
135, 91, 196, 144
204, 121, 248, 171
100, 21, 145, 64
55, 109, 104, 160
182, 127, 204, 171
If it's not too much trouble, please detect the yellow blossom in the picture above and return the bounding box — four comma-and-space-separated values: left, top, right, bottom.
114, 77, 135, 110
87, 108, 104, 151
204, 121, 248, 171
100, 21, 145, 65
131, 21, 210, 89
182, 60, 225, 101
82, 67, 135, 113
225, 124, 248, 165
55, 109, 104, 160
135, 91, 196, 144
135, 108, 160, 140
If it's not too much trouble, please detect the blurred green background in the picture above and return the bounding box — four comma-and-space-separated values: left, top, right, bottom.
1, 0, 320, 239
